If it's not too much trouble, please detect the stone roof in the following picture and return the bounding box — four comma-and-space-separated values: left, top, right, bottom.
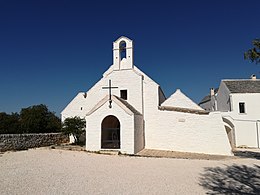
199, 95, 211, 105
199, 88, 218, 105
223, 80, 260, 93
113, 96, 141, 115
158, 106, 209, 115
162, 89, 203, 110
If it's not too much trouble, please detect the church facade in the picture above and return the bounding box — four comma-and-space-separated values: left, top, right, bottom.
61, 36, 232, 155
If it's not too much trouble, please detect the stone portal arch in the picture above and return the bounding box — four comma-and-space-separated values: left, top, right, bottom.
101, 115, 120, 149
223, 117, 236, 149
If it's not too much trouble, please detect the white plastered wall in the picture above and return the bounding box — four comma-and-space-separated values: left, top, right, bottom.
223, 93, 260, 148
134, 114, 144, 153
61, 68, 144, 120
216, 81, 231, 112
61, 92, 88, 122
142, 77, 232, 155
106, 70, 143, 114
146, 110, 232, 155
86, 101, 135, 154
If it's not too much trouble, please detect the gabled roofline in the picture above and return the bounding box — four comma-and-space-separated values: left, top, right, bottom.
221, 79, 260, 93
199, 88, 219, 105
222, 79, 260, 81
61, 92, 85, 114
133, 65, 160, 86
220, 80, 231, 94
86, 95, 142, 116
198, 98, 211, 105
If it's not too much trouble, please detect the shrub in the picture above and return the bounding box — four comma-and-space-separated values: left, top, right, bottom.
0, 104, 61, 134
0, 112, 21, 134
62, 116, 86, 144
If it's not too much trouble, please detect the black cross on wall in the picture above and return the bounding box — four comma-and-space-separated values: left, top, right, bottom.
102, 80, 118, 108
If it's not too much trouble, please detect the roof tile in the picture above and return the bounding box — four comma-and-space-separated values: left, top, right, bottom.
223, 80, 260, 93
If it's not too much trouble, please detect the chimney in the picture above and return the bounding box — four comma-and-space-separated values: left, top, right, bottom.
210, 88, 215, 96
251, 74, 257, 80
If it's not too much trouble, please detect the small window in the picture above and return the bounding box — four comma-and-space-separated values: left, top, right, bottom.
80, 107, 83, 110
239, 102, 245, 113
120, 90, 127, 100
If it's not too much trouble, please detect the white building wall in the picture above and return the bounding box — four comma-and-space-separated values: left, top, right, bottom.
258, 121, 260, 147
143, 80, 160, 148
199, 100, 212, 112
216, 81, 231, 112
61, 76, 107, 121
200, 79, 260, 148
61, 92, 89, 122
231, 93, 260, 120
234, 120, 258, 147
61, 68, 144, 120
141, 75, 232, 155
86, 101, 135, 154
147, 110, 232, 155
62, 65, 233, 155
106, 70, 143, 114
134, 114, 144, 153
222, 93, 260, 148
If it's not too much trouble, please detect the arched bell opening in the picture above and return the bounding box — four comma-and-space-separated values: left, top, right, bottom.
101, 115, 120, 149
119, 41, 126, 60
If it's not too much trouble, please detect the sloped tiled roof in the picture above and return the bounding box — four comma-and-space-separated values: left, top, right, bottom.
199, 88, 218, 105
223, 80, 260, 93
113, 96, 141, 115
159, 106, 209, 115
199, 95, 211, 105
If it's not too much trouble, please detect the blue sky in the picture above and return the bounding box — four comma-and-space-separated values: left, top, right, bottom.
0, 0, 259, 115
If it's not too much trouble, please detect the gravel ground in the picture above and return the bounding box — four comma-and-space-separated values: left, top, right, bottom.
0, 148, 259, 195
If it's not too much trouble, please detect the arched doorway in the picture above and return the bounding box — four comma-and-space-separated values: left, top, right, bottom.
223, 117, 236, 149
101, 115, 120, 149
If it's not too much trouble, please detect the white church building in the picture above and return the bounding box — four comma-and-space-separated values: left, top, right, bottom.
61, 36, 232, 155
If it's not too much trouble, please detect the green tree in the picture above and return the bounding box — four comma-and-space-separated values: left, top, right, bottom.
0, 112, 21, 134
62, 116, 86, 144
20, 104, 61, 133
244, 39, 260, 64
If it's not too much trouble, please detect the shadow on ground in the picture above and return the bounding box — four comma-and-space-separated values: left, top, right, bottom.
199, 164, 260, 194
234, 150, 260, 160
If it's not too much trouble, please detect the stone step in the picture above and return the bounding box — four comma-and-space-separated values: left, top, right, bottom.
99, 150, 120, 155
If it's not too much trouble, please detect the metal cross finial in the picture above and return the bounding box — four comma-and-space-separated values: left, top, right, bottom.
102, 80, 118, 108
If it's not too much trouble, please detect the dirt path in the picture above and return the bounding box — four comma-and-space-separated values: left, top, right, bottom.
0, 148, 259, 194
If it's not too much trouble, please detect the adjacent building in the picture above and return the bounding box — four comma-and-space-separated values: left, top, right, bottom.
199, 75, 260, 148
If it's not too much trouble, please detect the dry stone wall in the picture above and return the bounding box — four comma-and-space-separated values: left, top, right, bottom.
0, 133, 69, 152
